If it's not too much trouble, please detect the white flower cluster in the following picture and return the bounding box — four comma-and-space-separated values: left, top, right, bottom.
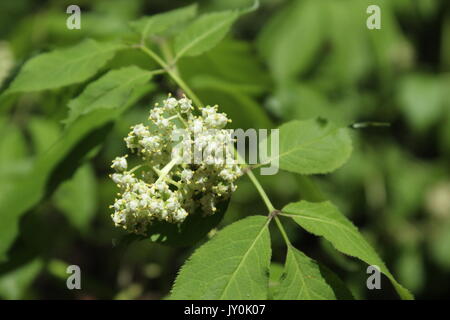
109, 95, 243, 235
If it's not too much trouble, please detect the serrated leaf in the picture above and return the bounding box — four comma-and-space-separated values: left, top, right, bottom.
275, 246, 337, 300
130, 4, 197, 41
0, 87, 150, 262
5, 39, 125, 94
174, 11, 239, 59
260, 118, 352, 175
281, 200, 413, 300
170, 215, 271, 299
65, 66, 153, 125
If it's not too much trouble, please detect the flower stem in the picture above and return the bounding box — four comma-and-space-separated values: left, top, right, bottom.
246, 170, 275, 213
139, 45, 203, 108
155, 158, 178, 184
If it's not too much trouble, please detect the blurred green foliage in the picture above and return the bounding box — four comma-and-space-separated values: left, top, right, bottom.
0, 0, 449, 299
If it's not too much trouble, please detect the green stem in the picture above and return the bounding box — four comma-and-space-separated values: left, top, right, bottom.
246, 170, 275, 213
158, 38, 179, 75
129, 164, 143, 173
169, 71, 204, 108
148, 69, 167, 76
155, 158, 178, 184
139, 45, 169, 69
139, 45, 203, 108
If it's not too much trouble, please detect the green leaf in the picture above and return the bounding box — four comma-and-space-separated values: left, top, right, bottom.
275, 246, 337, 300
281, 200, 413, 300
170, 215, 271, 299
0, 120, 32, 213
260, 118, 352, 175
130, 4, 197, 41
27, 117, 61, 155
257, 0, 326, 80
0, 86, 150, 262
268, 81, 356, 127
65, 66, 153, 125
0, 118, 28, 171
178, 39, 271, 96
53, 164, 97, 232
5, 39, 125, 94
174, 10, 239, 59
268, 262, 284, 299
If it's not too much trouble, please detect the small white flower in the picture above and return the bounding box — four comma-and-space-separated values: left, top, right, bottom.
140, 136, 160, 151
113, 199, 125, 211
165, 97, 178, 110
154, 181, 169, 194
121, 174, 136, 185
132, 124, 149, 137
173, 208, 188, 222
166, 196, 179, 211
149, 107, 164, 121
148, 199, 164, 213
191, 118, 203, 134
219, 169, 234, 181
156, 118, 170, 128
127, 200, 139, 211
179, 97, 192, 113
180, 169, 193, 182
125, 136, 139, 150
112, 156, 128, 172
112, 212, 126, 225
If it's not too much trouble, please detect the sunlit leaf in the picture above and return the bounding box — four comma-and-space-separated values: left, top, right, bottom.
170, 216, 271, 299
